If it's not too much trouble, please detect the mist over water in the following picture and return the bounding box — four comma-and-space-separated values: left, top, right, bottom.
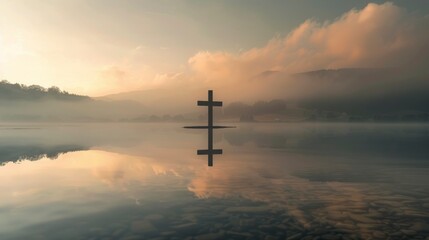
0, 123, 428, 240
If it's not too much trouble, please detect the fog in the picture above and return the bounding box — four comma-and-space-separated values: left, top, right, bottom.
2, 2, 429, 121
97, 3, 429, 116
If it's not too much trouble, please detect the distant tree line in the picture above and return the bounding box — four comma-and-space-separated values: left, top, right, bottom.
127, 114, 186, 122
223, 99, 429, 122
0, 80, 90, 101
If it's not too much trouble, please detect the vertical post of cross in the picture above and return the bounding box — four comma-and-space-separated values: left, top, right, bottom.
207, 90, 214, 166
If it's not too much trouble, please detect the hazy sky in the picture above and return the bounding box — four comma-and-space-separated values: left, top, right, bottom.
1, 1, 428, 96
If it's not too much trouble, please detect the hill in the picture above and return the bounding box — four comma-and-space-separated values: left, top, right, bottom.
0, 80, 90, 101
0, 81, 147, 122
293, 68, 429, 115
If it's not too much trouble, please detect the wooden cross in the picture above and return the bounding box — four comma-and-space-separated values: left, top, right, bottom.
198, 90, 222, 165
184, 90, 234, 166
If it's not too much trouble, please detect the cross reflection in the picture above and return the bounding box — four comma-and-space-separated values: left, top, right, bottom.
184, 90, 234, 166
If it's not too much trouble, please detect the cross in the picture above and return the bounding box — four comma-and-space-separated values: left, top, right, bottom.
184, 90, 234, 166
198, 90, 222, 166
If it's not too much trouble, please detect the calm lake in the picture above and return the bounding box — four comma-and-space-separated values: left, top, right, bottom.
0, 123, 428, 240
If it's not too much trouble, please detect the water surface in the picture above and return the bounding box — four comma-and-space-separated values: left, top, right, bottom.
0, 123, 428, 240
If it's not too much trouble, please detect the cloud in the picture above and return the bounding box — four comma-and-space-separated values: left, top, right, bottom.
94, 64, 156, 96
99, 2, 429, 112
188, 2, 429, 82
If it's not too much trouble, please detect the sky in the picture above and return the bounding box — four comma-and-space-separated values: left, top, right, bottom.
1, 1, 429, 96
